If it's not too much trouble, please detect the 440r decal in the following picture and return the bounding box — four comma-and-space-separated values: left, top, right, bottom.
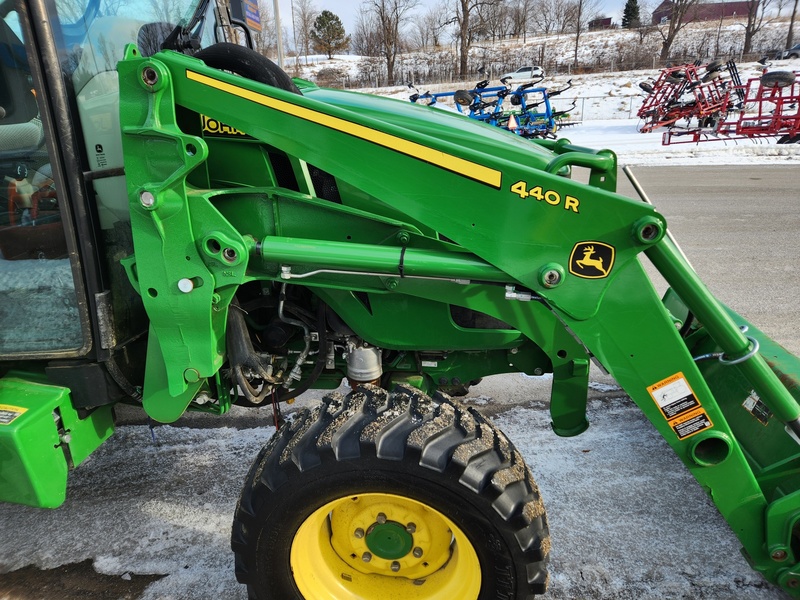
510, 180, 580, 213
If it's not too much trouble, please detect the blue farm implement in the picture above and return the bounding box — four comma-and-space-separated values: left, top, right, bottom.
410, 77, 575, 139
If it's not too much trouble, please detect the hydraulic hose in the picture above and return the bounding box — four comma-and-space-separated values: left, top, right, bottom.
277, 300, 328, 403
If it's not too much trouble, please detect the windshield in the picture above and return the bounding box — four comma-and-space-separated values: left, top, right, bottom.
55, 0, 217, 63
58, 0, 202, 31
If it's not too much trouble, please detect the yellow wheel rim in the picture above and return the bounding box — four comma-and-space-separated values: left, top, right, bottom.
290, 492, 481, 599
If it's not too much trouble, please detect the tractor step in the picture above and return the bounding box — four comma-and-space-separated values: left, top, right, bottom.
0, 373, 114, 508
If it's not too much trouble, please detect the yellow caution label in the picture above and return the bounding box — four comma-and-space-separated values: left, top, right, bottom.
648, 372, 712, 440
0, 404, 27, 425
670, 408, 713, 440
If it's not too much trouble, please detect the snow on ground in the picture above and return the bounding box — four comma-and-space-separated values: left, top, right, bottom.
0, 375, 788, 599
559, 118, 800, 165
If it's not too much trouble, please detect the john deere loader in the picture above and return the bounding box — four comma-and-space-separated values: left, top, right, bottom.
1, 0, 800, 597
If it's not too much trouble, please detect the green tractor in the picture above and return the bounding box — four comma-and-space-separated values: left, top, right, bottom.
1, 0, 800, 597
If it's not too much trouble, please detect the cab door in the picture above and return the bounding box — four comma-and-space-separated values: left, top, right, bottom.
0, 1, 89, 356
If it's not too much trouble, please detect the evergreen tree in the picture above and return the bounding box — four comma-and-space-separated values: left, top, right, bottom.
622, 0, 640, 28
310, 10, 351, 58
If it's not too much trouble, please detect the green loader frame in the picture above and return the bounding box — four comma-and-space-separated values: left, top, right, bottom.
113, 45, 800, 593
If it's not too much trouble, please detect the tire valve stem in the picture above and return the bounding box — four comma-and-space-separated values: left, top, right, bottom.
362, 552, 372, 562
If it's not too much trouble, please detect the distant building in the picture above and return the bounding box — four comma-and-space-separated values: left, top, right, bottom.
589, 17, 614, 30
651, 1, 750, 25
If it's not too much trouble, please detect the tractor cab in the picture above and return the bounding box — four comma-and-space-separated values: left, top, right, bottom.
0, 0, 247, 364
0, 0, 254, 506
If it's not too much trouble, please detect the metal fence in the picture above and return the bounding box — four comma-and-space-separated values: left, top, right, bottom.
556, 95, 644, 121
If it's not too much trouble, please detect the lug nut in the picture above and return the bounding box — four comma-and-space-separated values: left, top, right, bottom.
376, 512, 387, 524
354, 528, 365, 539
413, 547, 423, 558
391, 561, 401, 572
406, 522, 416, 533
362, 552, 372, 562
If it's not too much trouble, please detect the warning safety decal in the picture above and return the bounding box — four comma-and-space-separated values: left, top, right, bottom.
0, 404, 27, 426
647, 373, 712, 440
670, 408, 713, 440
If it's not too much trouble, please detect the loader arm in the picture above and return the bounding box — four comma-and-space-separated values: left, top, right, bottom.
117, 46, 800, 593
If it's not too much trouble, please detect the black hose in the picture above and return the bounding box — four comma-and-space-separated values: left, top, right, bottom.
277, 301, 328, 403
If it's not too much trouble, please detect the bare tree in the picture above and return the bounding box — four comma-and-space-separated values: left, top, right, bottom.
252, 0, 278, 57
634, 0, 657, 42
446, 0, 504, 78
292, 0, 318, 64
407, 2, 449, 49
363, 0, 419, 85
741, 0, 774, 55
147, 0, 186, 25
532, 0, 572, 35
508, 0, 535, 41
789, 0, 799, 47
479, 2, 513, 42
566, 0, 600, 65
655, 0, 701, 60
351, 7, 382, 56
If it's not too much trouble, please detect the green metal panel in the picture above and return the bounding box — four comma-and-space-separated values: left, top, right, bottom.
0, 376, 68, 508
0, 374, 115, 508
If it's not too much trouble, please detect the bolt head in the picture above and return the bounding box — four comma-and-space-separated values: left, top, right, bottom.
391, 561, 401, 572
772, 549, 788, 561
406, 522, 416, 533
376, 512, 387, 524
139, 191, 155, 208
362, 552, 372, 562
354, 528, 365, 539
178, 278, 194, 293
544, 270, 561, 285
413, 547, 423, 558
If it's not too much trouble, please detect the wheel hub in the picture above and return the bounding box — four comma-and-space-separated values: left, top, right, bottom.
330, 496, 451, 579
365, 520, 413, 560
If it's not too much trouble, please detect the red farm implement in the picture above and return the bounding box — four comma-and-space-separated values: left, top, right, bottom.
637, 59, 800, 145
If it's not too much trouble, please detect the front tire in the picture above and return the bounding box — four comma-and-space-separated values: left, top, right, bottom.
231, 384, 549, 599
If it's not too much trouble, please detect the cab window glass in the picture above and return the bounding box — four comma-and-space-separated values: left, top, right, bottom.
0, 5, 82, 353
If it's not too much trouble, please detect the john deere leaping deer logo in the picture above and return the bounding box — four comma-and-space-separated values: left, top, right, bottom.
569, 242, 615, 279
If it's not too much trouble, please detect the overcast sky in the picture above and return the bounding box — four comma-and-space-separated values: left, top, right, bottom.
272, 0, 628, 44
